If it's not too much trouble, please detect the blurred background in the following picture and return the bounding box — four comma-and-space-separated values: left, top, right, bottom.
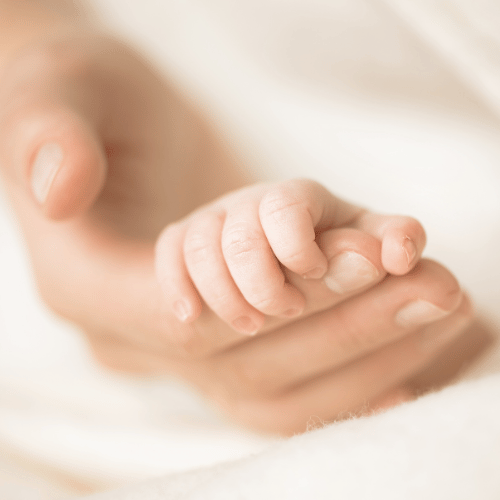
1, 0, 500, 497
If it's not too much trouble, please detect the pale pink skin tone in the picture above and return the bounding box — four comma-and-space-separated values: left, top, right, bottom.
0, 1, 486, 435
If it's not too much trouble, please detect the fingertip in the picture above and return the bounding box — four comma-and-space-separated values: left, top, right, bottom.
295, 246, 328, 280
27, 111, 106, 220
302, 263, 328, 280
278, 283, 306, 318
172, 297, 202, 323
158, 274, 203, 324
381, 233, 417, 275
231, 314, 265, 336
155, 224, 204, 323
381, 220, 426, 275
259, 181, 329, 279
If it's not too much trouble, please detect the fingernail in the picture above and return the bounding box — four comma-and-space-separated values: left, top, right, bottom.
31, 142, 63, 204
232, 316, 259, 335
324, 252, 379, 294
403, 237, 418, 267
395, 299, 450, 328
173, 299, 192, 322
303, 266, 326, 280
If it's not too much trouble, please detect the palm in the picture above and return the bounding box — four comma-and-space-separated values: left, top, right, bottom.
80, 40, 249, 240
0, 36, 248, 352
0, 33, 488, 435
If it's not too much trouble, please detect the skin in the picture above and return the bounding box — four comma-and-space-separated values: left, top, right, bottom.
156, 179, 428, 334
0, 0, 487, 436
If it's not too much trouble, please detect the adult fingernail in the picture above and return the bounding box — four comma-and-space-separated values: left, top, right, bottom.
403, 237, 418, 267
395, 299, 450, 328
232, 316, 259, 336
31, 142, 63, 204
324, 252, 379, 294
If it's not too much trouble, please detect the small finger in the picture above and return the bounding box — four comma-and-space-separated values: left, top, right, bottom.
222, 204, 305, 317
353, 212, 427, 275
184, 211, 266, 335
258, 179, 361, 278
155, 223, 202, 323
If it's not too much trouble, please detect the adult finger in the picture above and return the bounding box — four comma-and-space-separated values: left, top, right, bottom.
211, 259, 463, 398
0, 41, 107, 219
221, 294, 473, 435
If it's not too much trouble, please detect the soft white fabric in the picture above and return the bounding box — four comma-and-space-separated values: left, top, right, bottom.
1, 0, 500, 497
84, 374, 500, 500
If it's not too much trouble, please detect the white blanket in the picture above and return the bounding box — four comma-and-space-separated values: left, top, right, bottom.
84, 374, 500, 500
1, 0, 500, 497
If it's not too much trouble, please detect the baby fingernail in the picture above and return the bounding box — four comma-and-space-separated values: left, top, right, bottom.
303, 266, 326, 280
403, 237, 418, 267
232, 316, 259, 335
395, 299, 450, 328
173, 300, 192, 322
31, 142, 63, 204
324, 252, 379, 294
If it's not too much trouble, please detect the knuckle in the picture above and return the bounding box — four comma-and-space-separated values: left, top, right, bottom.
250, 291, 282, 312
260, 178, 320, 218
246, 277, 288, 313
222, 227, 263, 260
260, 186, 304, 221
184, 231, 213, 265
240, 276, 286, 312
206, 288, 235, 312
278, 247, 308, 268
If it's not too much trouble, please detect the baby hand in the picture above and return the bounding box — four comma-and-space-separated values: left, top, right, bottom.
156, 179, 427, 335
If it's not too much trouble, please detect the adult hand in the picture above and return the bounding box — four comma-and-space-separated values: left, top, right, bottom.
0, 28, 477, 435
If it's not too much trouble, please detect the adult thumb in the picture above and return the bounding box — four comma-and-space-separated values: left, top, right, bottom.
14, 107, 107, 220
